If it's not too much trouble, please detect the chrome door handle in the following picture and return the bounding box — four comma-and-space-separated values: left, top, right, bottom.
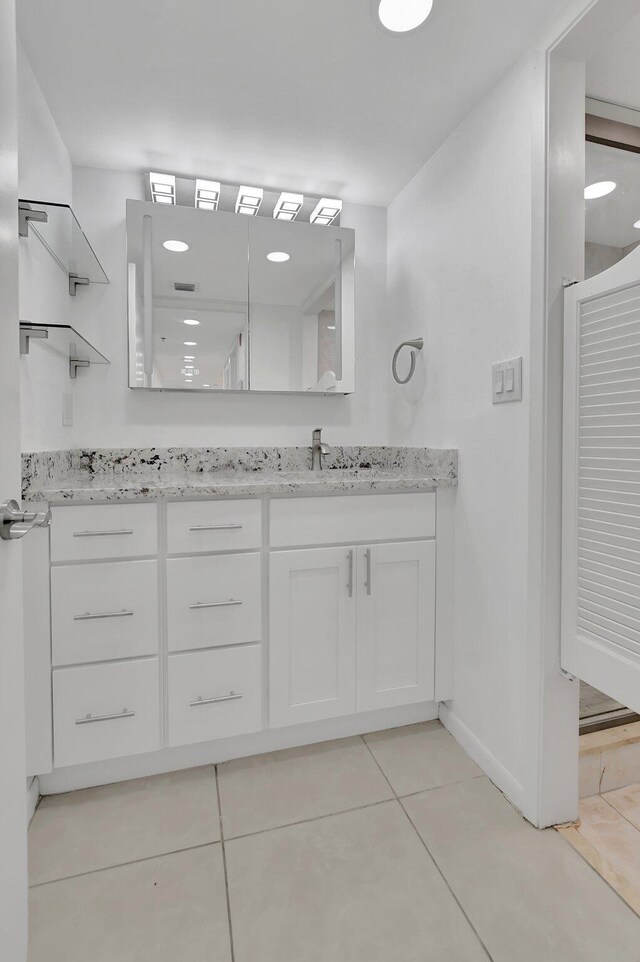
189, 524, 243, 531
75, 708, 136, 725
189, 600, 242, 610
0, 499, 51, 541
74, 609, 134, 621
190, 691, 243, 707
73, 528, 134, 538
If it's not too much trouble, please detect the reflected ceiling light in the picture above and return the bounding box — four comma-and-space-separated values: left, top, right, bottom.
267, 251, 290, 262
149, 171, 176, 204
309, 197, 342, 226
236, 185, 263, 216
202, 384, 210, 388
183, 355, 195, 360
327, 325, 336, 330
183, 318, 200, 325
377, 0, 433, 33
163, 239, 189, 252
195, 179, 220, 211
273, 192, 303, 221
634, 220, 640, 229
184, 340, 197, 346
184, 379, 193, 383
584, 181, 616, 199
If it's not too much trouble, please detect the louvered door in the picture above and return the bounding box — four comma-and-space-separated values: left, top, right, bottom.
562, 247, 640, 712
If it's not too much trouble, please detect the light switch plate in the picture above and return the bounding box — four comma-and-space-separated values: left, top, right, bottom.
492, 357, 522, 404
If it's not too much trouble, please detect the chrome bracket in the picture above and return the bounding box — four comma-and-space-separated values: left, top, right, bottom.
69, 358, 90, 379
560, 665, 577, 682
19, 322, 48, 355
18, 202, 48, 238
69, 273, 90, 296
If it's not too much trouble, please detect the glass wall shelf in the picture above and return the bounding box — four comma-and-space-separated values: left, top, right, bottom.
18, 199, 109, 295
19, 322, 110, 379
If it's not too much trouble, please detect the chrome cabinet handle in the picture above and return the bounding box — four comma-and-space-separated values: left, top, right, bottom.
74, 609, 134, 621
0, 499, 51, 541
365, 547, 372, 595
189, 600, 242, 610
73, 528, 134, 538
189, 524, 243, 531
190, 691, 243, 707
75, 708, 136, 725
347, 549, 354, 598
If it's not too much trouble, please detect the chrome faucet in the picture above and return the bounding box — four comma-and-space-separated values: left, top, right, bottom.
312, 427, 331, 471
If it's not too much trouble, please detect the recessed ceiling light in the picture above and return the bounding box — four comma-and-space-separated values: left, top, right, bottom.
195, 179, 220, 211
634, 220, 640, 229
236, 185, 263, 216
310, 198, 342, 226
184, 341, 197, 346
267, 251, 290, 262
584, 181, 616, 199
163, 240, 189, 252
183, 318, 200, 326
273, 192, 303, 221
377, 0, 433, 33
149, 172, 176, 204
183, 355, 195, 360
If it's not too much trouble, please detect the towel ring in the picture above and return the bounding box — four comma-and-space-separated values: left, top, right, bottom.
392, 338, 424, 384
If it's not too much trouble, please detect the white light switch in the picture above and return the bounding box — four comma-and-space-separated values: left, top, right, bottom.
492, 357, 522, 404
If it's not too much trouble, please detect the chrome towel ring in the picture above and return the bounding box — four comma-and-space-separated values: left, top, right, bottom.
392, 337, 424, 384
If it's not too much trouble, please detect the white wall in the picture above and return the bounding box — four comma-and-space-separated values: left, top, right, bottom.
386, 52, 544, 812
53, 167, 387, 451
17, 42, 75, 452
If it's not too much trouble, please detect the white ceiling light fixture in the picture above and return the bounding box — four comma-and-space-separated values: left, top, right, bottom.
184, 340, 197, 346
149, 171, 176, 204
183, 318, 200, 326
163, 239, 189, 252
236, 185, 263, 216
267, 251, 290, 262
634, 220, 640, 229
195, 179, 220, 211
273, 192, 303, 221
376, 0, 434, 33
309, 198, 343, 226
584, 181, 616, 199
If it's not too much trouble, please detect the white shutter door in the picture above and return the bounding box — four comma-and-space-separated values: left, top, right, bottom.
562, 247, 640, 712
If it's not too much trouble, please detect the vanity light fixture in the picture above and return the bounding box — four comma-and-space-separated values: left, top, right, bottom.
273, 192, 303, 221
236, 186, 263, 216
584, 181, 616, 199
309, 198, 342, 226
149, 172, 176, 204
183, 318, 200, 326
377, 0, 433, 32
267, 251, 290, 262
163, 240, 189, 252
195, 179, 220, 211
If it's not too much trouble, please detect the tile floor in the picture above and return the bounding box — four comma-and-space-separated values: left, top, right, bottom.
28, 721, 640, 962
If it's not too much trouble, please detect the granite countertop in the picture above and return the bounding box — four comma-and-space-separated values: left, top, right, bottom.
22, 446, 458, 504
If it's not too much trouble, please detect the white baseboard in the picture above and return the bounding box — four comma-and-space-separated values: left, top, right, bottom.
439, 703, 526, 814
26, 776, 40, 825
38, 701, 438, 795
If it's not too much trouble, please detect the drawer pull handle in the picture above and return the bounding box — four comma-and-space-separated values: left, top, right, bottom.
74, 609, 134, 621
75, 708, 136, 725
188, 524, 243, 532
190, 691, 243, 708
73, 529, 134, 538
189, 600, 242, 610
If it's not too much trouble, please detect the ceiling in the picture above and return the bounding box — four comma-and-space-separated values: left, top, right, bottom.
17, 0, 561, 207
585, 141, 640, 248
587, 10, 640, 113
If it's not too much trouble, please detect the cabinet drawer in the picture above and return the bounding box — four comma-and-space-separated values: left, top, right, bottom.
50, 504, 157, 562
167, 500, 261, 554
168, 646, 262, 747
167, 553, 261, 652
51, 560, 158, 666
53, 659, 160, 767
270, 493, 435, 547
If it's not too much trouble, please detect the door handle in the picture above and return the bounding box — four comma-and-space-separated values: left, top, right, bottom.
0, 499, 51, 541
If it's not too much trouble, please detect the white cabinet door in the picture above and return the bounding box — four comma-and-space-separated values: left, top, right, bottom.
270, 547, 356, 727
356, 541, 435, 712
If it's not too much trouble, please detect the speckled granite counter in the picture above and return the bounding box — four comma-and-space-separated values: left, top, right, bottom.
22, 446, 458, 504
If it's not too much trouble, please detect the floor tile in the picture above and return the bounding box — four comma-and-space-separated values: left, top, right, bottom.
29, 766, 220, 884
579, 750, 603, 798
364, 721, 481, 796
605, 781, 640, 830
403, 777, 640, 962
28, 845, 231, 962
558, 793, 640, 916
225, 800, 488, 962
217, 736, 393, 838
600, 741, 640, 794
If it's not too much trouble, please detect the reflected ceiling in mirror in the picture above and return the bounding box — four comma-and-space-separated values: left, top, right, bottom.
126, 200, 355, 394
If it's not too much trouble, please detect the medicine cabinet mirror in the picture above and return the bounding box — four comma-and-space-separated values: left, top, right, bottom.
126, 199, 355, 393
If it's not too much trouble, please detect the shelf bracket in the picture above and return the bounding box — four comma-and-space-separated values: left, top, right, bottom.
69, 273, 90, 296
69, 358, 90, 379
19, 323, 48, 355
18, 202, 48, 238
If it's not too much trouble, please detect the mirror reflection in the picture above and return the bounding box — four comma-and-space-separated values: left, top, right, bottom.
126, 200, 355, 393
